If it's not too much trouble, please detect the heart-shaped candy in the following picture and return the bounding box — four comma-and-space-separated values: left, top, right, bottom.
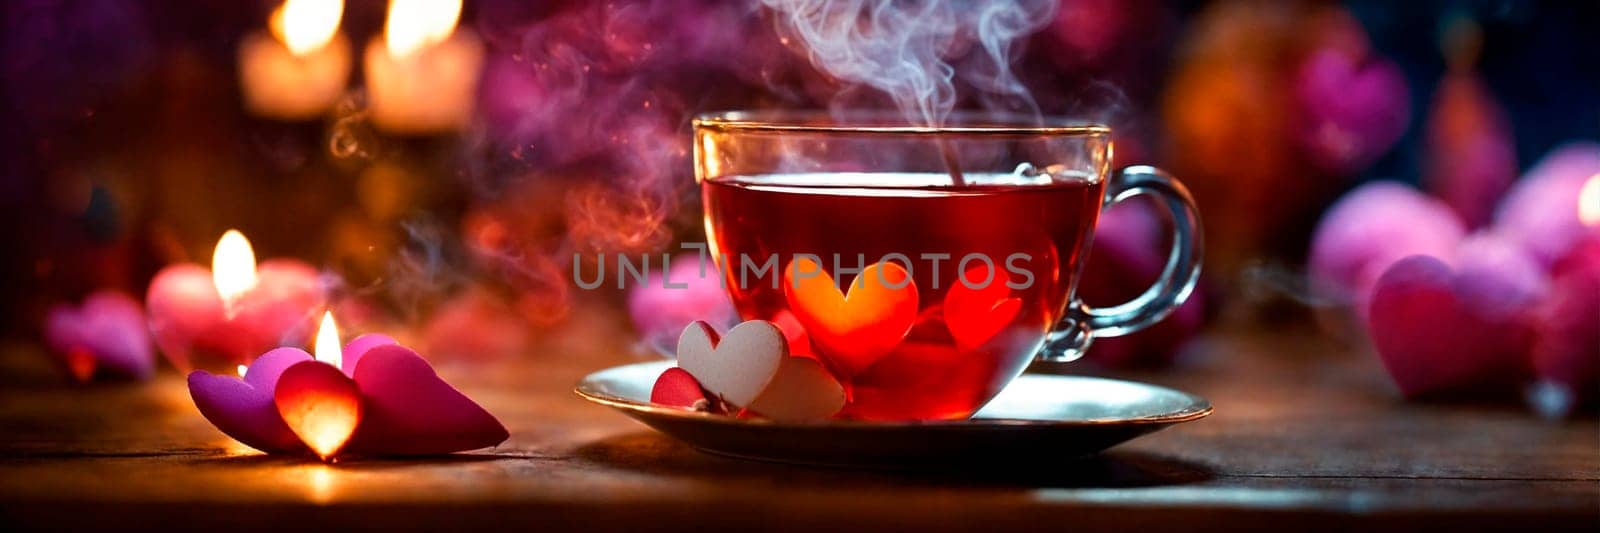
274, 360, 362, 460
187, 347, 313, 454
343, 345, 509, 456
45, 291, 155, 381
651, 367, 711, 411
783, 257, 918, 376
943, 266, 1022, 351
676, 320, 786, 407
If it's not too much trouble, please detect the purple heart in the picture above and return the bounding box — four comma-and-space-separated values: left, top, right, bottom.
186, 336, 400, 451
187, 347, 312, 454
345, 345, 508, 455
44, 291, 155, 380
1366, 255, 1534, 398
1295, 49, 1410, 175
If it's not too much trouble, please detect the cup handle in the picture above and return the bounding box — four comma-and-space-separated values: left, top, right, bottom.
1038, 165, 1204, 362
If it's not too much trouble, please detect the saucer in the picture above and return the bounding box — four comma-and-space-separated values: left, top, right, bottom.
576, 361, 1212, 467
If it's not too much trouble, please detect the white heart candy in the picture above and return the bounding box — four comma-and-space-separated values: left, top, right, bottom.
676, 320, 786, 408
747, 356, 845, 422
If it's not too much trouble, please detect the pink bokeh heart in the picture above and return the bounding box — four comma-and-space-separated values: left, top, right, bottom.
1367, 254, 1536, 399
44, 291, 155, 381
1310, 181, 1466, 309
1295, 48, 1409, 176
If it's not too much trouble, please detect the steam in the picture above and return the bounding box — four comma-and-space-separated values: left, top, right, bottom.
762, 0, 1056, 126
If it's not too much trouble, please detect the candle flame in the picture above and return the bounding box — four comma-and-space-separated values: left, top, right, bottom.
1579, 174, 1600, 228
314, 311, 341, 369
270, 0, 344, 56
383, 0, 462, 58
237, 364, 249, 377
270, 0, 343, 56
212, 230, 259, 313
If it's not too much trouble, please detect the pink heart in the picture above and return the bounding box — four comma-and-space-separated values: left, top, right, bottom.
1295, 49, 1410, 175
186, 337, 394, 455
187, 347, 313, 454
45, 291, 155, 381
344, 345, 508, 455
340, 333, 398, 377
1367, 255, 1533, 398
1309, 182, 1466, 309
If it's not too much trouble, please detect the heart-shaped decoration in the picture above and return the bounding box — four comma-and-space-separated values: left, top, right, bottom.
943, 266, 1022, 351
45, 291, 155, 381
783, 257, 918, 376
188, 347, 313, 454
1295, 49, 1409, 175
676, 320, 786, 407
340, 333, 399, 377
745, 356, 845, 422
1367, 255, 1533, 398
343, 345, 509, 456
651, 367, 711, 411
274, 360, 362, 460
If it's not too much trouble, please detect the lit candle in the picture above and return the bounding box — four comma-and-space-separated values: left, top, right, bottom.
364, 0, 484, 134
188, 314, 508, 460
238, 0, 351, 120
147, 230, 325, 371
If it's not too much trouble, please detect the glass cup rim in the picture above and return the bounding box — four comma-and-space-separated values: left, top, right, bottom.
694, 110, 1111, 137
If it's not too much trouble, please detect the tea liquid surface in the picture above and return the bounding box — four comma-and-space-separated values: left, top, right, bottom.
702, 172, 1105, 420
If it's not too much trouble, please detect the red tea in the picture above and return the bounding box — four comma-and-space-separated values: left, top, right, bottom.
702, 172, 1106, 420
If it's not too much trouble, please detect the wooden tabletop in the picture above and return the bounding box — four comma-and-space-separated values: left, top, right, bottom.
1, 313, 1595, 531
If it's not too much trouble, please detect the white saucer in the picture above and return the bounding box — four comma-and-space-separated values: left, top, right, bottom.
576, 361, 1211, 467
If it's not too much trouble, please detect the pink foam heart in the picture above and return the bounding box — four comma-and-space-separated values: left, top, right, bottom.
45, 290, 155, 381
1367, 255, 1533, 399
187, 347, 313, 454
344, 345, 508, 456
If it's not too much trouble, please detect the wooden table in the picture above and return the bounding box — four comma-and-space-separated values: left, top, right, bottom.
1, 317, 1595, 531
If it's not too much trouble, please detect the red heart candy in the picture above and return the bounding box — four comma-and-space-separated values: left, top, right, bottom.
651, 367, 711, 411
274, 360, 362, 460
343, 345, 509, 456
943, 266, 1021, 351
783, 257, 918, 377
